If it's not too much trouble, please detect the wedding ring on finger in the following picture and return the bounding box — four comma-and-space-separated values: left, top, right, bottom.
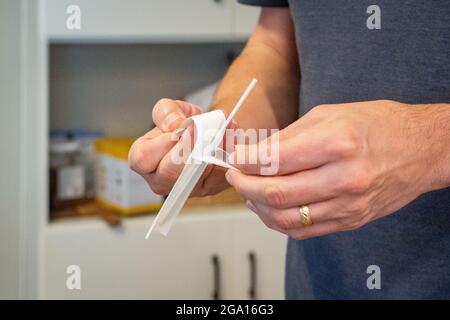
299, 205, 313, 226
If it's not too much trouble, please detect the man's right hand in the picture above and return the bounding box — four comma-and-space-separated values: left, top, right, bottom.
128, 99, 235, 197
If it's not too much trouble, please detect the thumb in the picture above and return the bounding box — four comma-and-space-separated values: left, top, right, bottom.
152, 99, 203, 132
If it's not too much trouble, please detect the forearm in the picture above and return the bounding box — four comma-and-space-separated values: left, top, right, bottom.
212, 8, 299, 130
419, 103, 450, 190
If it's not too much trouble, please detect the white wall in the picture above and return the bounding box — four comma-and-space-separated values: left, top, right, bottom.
0, 0, 22, 298
0, 0, 46, 299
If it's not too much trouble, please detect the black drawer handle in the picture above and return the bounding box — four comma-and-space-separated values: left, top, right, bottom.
211, 254, 221, 300
248, 251, 257, 299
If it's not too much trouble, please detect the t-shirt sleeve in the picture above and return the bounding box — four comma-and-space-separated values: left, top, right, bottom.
238, 0, 289, 7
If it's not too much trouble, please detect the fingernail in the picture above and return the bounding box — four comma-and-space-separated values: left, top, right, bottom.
170, 127, 186, 141
246, 200, 257, 213
162, 113, 183, 131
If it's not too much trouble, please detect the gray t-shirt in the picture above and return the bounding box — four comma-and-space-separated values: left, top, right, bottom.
239, 0, 450, 299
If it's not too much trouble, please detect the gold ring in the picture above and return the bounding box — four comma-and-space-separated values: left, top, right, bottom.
299, 205, 313, 226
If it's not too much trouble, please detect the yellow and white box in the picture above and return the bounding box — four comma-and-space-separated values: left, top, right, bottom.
95, 137, 162, 215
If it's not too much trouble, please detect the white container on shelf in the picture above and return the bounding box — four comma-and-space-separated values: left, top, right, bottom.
50, 139, 85, 205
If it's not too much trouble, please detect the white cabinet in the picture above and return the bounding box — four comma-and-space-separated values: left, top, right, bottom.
44, 213, 228, 299
45, 0, 260, 42
226, 217, 286, 299
43, 207, 286, 299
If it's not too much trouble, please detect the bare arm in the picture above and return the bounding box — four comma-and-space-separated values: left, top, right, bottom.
129, 8, 298, 196
420, 104, 450, 190
212, 8, 299, 130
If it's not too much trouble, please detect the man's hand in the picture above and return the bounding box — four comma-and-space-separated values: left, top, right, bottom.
226, 100, 450, 239
128, 99, 236, 197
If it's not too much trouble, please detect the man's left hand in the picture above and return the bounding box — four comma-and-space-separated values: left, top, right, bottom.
225, 100, 444, 239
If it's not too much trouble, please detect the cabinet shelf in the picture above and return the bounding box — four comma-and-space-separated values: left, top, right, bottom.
45, 0, 260, 44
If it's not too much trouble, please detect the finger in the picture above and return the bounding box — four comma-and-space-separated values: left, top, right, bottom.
245, 200, 285, 233
128, 130, 177, 175
148, 120, 237, 196
152, 99, 203, 132
143, 127, 163, 139
246, 199, 347, 230
147, 125, 195, 193
225, 164, 342, 209
247, 201, 348, 239
228, 104, 346, 175
191, 165, 229, 197
288, 220, 347, 240
148, 159, 226, 196
193, 165, 229, 196
230, 131, 332, 176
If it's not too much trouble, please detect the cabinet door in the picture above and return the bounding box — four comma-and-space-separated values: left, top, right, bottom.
45, 0, 234, 42
43, 213, 231, 299
225, 212, 287, 300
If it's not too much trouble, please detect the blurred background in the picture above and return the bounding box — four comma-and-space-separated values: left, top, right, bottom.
0, 0, 286, 299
